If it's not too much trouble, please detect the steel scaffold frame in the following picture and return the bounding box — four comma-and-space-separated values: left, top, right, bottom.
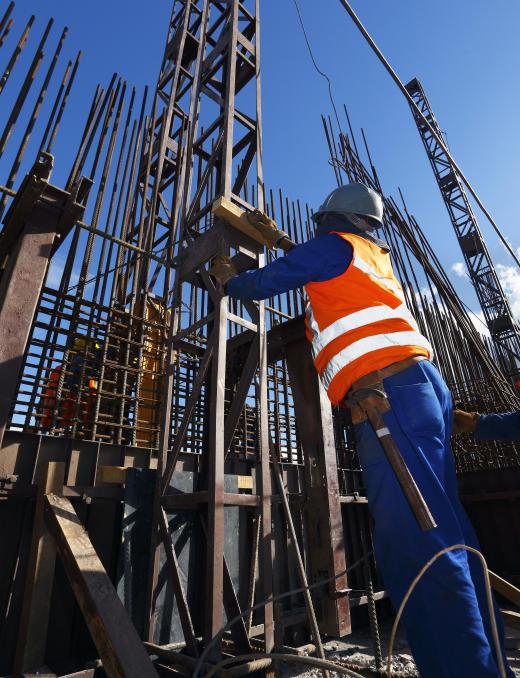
0, 2, 519, 675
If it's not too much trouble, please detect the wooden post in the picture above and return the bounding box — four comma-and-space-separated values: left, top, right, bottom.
490, 571, 520, 608
14, 461, 65, 673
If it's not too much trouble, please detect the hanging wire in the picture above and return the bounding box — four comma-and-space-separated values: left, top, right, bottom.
292, 0, 342, 131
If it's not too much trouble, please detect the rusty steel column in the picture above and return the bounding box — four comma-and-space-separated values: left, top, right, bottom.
0, 153, 89, 448
285, 336, 351, 637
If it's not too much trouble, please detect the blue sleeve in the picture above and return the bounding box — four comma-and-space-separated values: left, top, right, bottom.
226, 234, 352, 301
475, 411, 520, 441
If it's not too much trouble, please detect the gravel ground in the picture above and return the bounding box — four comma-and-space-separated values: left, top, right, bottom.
278, 619, 520, 677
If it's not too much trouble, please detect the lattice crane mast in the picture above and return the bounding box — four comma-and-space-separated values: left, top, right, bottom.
405, 77, 520, 377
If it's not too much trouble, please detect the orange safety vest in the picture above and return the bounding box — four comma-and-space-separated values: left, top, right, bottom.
41, 364, 97, 430
41, 365, 73, 429
305, 231, 433, 405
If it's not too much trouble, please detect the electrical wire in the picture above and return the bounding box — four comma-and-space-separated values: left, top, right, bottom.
387, 544, 506, 678
292, 0, 342, 132
192, 543, 508, 678
202, 653, 366, 678
192, 548, 374, 677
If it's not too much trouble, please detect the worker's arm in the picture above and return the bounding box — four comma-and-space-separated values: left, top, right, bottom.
475, 410, 520, 441
225, 234, 353, 301
453, 408, 520, 440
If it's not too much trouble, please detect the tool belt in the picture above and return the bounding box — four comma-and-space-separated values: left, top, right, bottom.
345, 356, 426, 425
343, 355, 436, 531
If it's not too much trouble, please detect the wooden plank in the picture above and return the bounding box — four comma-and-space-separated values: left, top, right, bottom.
349, 591, 387, 608
237, 475, 253, 490
14, 461, 65, 673
339, 495, 368, 504
43, 493, 158, 678
97, 465, 128, 484
491, 571, 520, 608
212, 196, 265, 246
502, 609, 520, 630
212, 196, 295, 253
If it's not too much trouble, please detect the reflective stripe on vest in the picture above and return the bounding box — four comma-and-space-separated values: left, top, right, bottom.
321, 329, 433, 391
352, 254, 405, 301
307, 301, 420, 359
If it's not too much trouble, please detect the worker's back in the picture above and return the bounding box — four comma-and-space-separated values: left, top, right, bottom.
305, 231, 432, 404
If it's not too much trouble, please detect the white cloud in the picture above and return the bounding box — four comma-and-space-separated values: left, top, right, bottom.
412, 285, 438, 308
468, 310, 491, 338
46, 260, 64, 288
46, 256, 79, 290
451, 262, 467, 278
503, 235, 520, 262
496, 263, 520, 320
450, 257, 520, 322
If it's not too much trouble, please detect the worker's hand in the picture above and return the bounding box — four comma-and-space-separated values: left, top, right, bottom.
208, 255, 238, 287
453, 409, 479, 434
246, 209, 288, 250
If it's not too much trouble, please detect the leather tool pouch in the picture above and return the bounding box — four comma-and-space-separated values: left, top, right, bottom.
344, 382, 390, 425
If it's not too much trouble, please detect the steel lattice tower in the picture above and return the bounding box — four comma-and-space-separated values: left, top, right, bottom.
139, 0, 274, 655
406, 77, 520, 376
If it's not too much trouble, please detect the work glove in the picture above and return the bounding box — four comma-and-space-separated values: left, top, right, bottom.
246, 209, 289, 250
208, 255, 238, 287
453, 409, 479, 434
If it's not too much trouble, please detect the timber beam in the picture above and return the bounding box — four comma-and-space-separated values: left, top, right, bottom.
43, 493, 158, 678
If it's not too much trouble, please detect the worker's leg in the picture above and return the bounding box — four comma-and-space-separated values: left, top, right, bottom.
354, 361, 504, 678
426, 363, 513, 676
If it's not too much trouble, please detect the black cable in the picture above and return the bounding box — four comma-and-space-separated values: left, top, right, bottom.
193, 547, 374, 676
292, 0, 343, 132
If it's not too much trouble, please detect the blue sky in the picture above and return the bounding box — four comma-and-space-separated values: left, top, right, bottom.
3, 0, 520, 322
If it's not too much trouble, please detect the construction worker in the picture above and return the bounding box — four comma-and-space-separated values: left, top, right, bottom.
210, 183, 513, 678
454, 408, 520, 440
41, 336, 101, 432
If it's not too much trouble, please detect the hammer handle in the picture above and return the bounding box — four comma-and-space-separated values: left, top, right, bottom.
366, 406, 437, 531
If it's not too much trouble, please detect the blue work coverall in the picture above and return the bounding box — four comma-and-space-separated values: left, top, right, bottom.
476, 411, 520, 441
227, 232, 513, 678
